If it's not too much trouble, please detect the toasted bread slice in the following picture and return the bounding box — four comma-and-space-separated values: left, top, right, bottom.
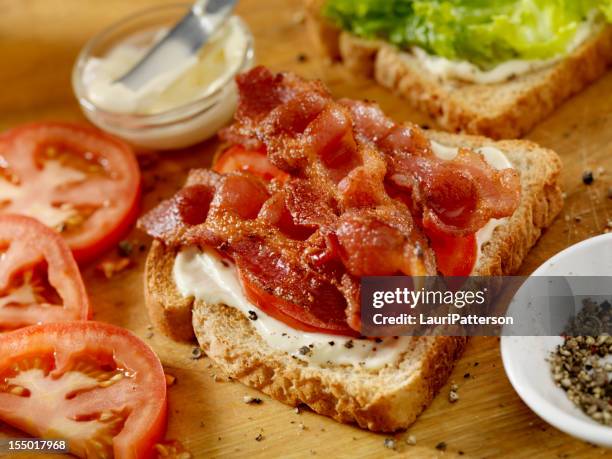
305, 0, 612, 139
144, 132, 563, 431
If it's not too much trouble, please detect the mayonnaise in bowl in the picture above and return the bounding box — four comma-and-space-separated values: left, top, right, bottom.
73, 5, 254, 150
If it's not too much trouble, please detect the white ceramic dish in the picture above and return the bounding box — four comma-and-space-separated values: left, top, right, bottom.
501, 233, 612, 447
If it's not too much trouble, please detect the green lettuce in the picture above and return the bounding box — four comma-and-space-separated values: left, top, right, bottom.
323, 0, 612, 69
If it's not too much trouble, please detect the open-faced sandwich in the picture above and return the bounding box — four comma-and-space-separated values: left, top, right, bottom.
140, 66, 563, 431
306, 0, 612, 139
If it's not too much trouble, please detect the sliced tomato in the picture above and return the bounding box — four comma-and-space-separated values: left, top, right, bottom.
238, 269, 359, 337
0, 321, 167, 459
213, 145, 289, 182
0, 122, 141, 263
425, 224, 477, 276
0, 214, 90, 330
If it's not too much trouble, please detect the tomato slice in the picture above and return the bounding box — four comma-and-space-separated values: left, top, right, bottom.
0, 322, 167, 459
424, 224, 477, 276
239, 270, 326, 333
0, 122, 141, 263
0, 214, 90, 330
238, 269, 358, 337
213, 145, 289, 182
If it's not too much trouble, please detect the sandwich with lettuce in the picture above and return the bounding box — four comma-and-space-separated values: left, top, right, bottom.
306, 0, 612, 138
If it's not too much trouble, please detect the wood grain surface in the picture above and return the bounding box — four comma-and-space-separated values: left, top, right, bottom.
1, 1, 611, 458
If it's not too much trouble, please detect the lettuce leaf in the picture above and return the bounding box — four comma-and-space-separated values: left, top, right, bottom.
601, 0, 612, 19
323, 0, 611, 69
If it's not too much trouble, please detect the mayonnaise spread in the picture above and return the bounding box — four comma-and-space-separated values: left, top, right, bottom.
82, 16, 249, 115
174, 247, 416, 369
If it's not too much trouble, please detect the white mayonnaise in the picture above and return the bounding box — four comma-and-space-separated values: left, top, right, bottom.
174, 247, 416, 369
407, 13, 601, 84
83, 17, 249, 115
430, 141, 513, 266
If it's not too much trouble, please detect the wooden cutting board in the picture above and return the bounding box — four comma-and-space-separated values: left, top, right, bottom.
1, 1, 611, 457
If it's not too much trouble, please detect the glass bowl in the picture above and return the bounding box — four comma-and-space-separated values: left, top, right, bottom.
72, 4, 254, 150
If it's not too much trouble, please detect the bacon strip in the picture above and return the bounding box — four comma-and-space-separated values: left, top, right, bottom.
341, 99, 521, 236
140, 67, 521, 334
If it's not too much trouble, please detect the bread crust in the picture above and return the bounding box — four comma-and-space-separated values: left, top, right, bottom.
305, 0, 612, 139
193, 301, 466, 432
143, 132, 563, 431
145, 240, 195, 342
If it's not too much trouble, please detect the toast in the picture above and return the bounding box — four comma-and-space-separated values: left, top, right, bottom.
144, 131, 563, 432
305, 0, 612, 139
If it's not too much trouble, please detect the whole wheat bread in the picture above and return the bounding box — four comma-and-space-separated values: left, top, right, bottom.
144, 131, 563, 432
305, 0, 612, 139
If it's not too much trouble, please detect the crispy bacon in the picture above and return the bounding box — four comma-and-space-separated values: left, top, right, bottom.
140, 67, 521, 334
392, 149, 521, 235
140, 181, 215, 242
